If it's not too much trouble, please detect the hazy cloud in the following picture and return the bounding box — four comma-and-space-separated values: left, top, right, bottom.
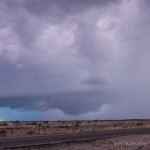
0, 0, 150, 120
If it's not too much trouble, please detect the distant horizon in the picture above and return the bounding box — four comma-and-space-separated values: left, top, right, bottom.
1, 119, 150, 122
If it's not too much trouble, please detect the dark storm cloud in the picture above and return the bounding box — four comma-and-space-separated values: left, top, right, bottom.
0, 0, 150, 120
0, 90, 117, 115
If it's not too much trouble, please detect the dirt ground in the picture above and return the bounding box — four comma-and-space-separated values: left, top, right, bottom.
0, 120, 150, 137
3, 134, 150, 150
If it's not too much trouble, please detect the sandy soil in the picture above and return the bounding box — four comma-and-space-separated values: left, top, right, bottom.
3, 134, 150, 150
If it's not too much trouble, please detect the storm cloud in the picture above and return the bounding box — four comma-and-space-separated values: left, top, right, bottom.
0, 0, 150, 120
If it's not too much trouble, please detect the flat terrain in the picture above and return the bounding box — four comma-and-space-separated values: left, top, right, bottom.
1, 128, 150, 149
11, 134, 148, 150
0, 120, 150, 137
1, 120, 150, 149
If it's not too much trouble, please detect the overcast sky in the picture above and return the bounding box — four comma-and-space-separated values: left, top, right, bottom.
0, 0, 150, 120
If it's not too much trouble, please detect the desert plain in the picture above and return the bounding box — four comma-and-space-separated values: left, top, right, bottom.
1, 120, 150, 150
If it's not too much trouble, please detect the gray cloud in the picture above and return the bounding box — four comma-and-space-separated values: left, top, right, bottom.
0, 90, 117, 115
0, 0, 150, 120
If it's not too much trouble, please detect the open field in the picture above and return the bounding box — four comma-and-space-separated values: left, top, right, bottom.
1, 120, 150, 149
0, 120, 150, 137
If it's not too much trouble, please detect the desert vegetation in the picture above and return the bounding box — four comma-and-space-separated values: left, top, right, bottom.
0, 120, 149, 137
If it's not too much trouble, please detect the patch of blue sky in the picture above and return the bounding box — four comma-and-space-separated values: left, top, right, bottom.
0, 107, 42, 121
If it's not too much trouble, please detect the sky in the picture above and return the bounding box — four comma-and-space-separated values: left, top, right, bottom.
0, 0, 150, 121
